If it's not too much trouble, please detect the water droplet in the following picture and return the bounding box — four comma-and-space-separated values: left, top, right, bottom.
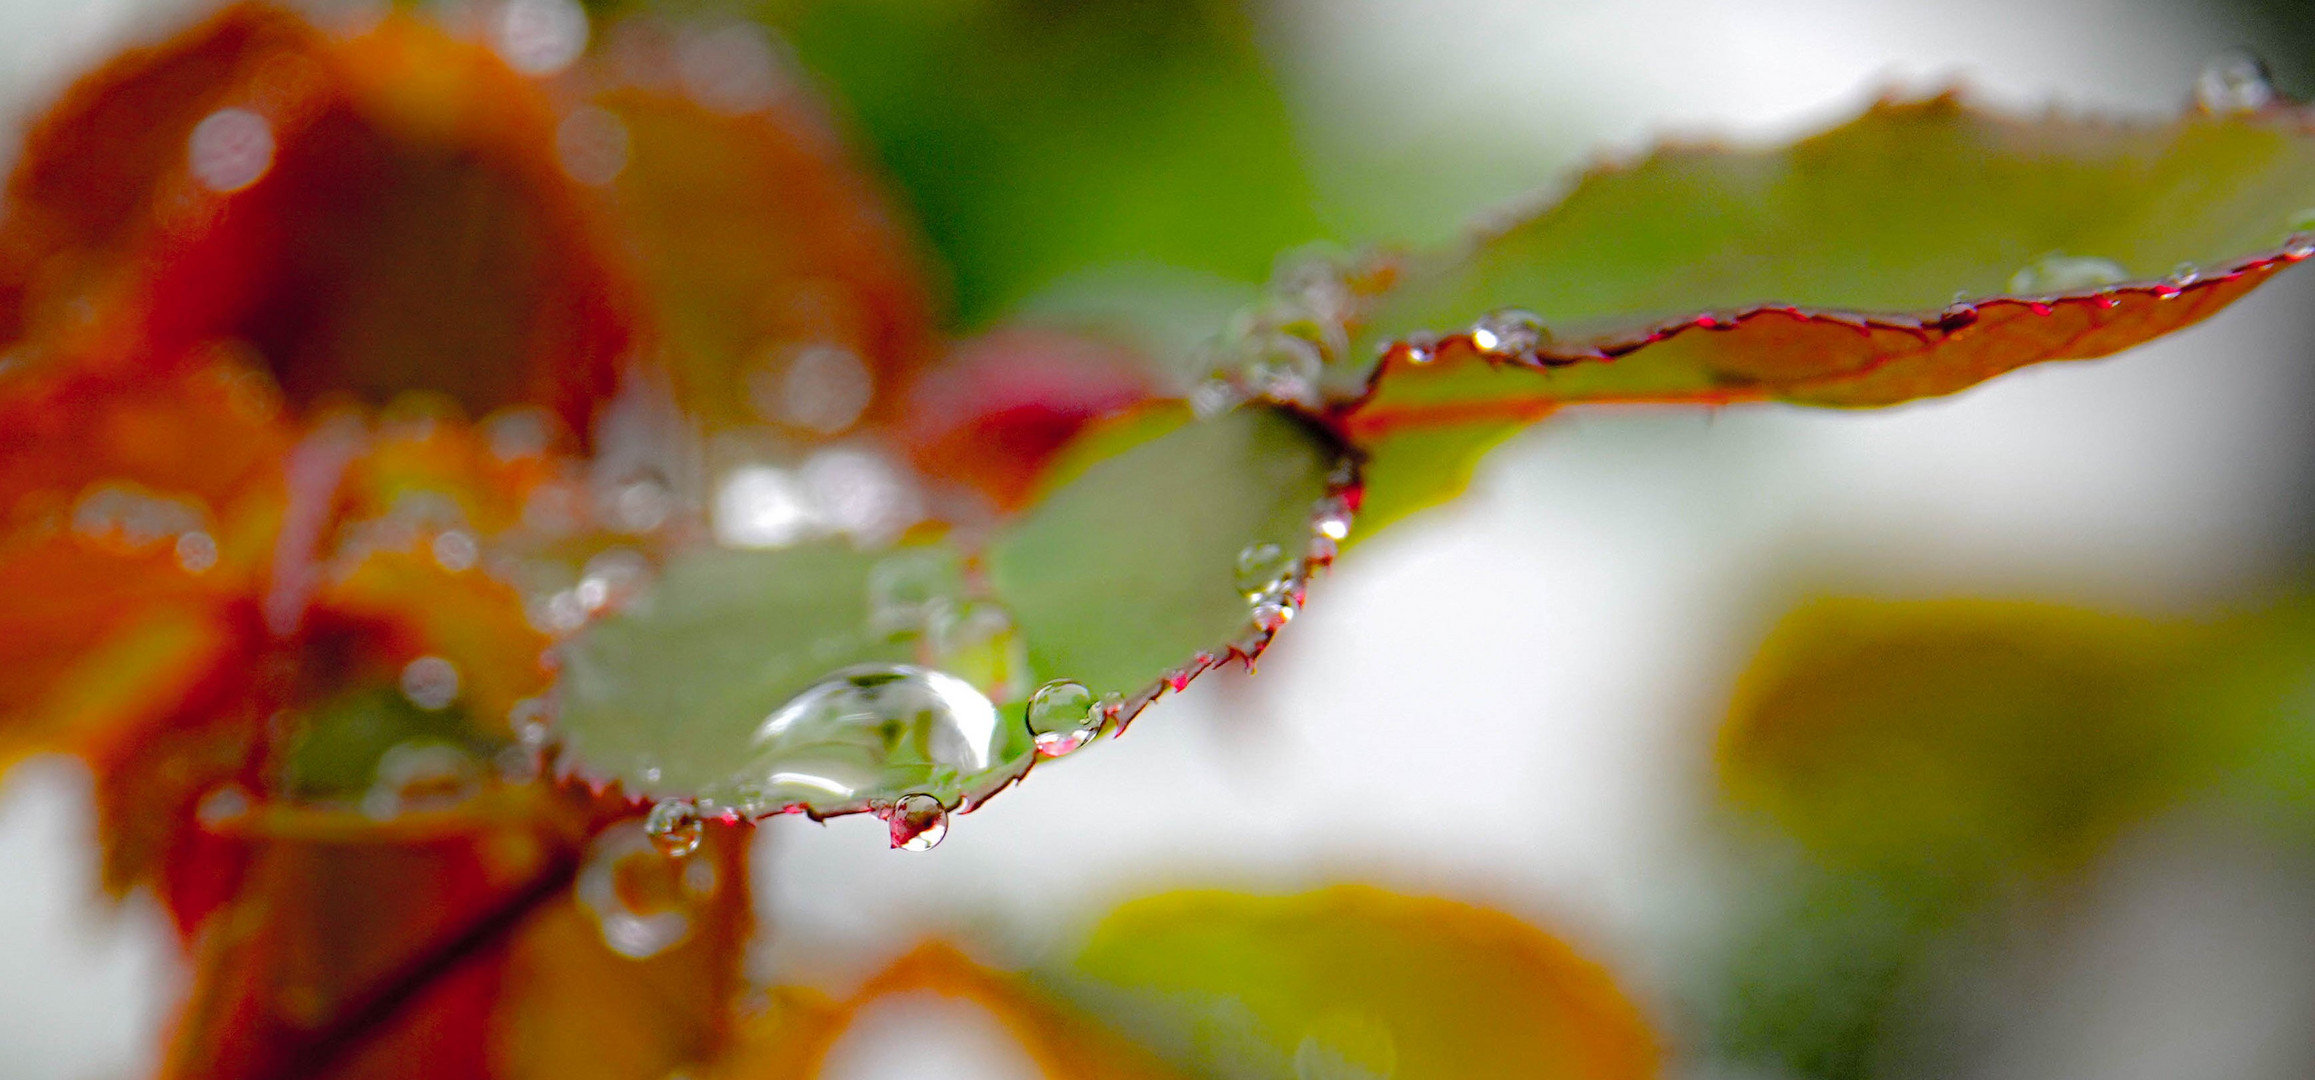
886, 792, 948, 851
1026, 679, 1100, 756
745, 664, 1021, 813
2167, 261, 2203, 288
399, 656, 461, 711
1251, 596, 1296, 633
493, 0, 589, 76
1397, 332, 1438, 365
556, 105, 630, 186
644, 798, 703, 857
2007, 253, 2128, 294
1241, 332, 1323, 407
2290, 233, 2315, 260
511, 697, 552, 748
174, 530, 219, 573
576, 821, 694, 958
188, 107, 273, 193
361, 741, 480, 819
2197, 49, 2275, 114
430, 529, 478, 572
755, 343, 873, 434
1235, 542, 1294, 600
1469, 310, 1547, 359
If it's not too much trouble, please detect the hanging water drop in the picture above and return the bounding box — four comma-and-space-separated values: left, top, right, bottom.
887, 792, 948, 851
2007, 253, 2129, 294
1469, 310, 1547, 359
1026, 679, 1100, 756
2196, 49, 2275, 114
644, 798, 703, 858
1235, 542, 1295, 600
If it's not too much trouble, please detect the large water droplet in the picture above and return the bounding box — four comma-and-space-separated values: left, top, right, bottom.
2008, 253, 2128, 294
644, 798, 703, 858
886, 792, 948, 851
741, 664, 1021, 812
2197, 49, 2276, 114
1469, 310, 1547, 359
1235, 542, 1294, 601
1026, 679, 1100, 756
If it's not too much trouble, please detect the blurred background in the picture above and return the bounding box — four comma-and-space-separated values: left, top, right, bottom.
9, 0, 2315, 1077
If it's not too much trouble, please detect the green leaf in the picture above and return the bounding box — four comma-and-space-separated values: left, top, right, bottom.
990, 405, 1340, 709
1052, 885, 1658, 1080
767, 0, 1324, 325
1335, 95, 2315, 522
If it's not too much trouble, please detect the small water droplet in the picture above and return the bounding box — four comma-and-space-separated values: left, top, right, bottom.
1251, 596, 1296, 633
399, 656, 461, 711
493, 0, 589, 76
2008, 253, 2128, 294
188, 107, 273, 193
1026, 679, 1099, 756
1235, 542, 1294, 600
556, 105, 630, 186
644, 798, 703, 857
2290, 233, 2315, 260
2197, 49, 2275, 114
1469, 310, 1547, 359
887, 792, 948, 851
2167, 261, 2203, 288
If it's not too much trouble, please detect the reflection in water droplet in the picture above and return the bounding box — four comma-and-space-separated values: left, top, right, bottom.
1235, 542, 1293, 600
361, 741, 480, 819
189, 107, 273, 193
2007, 253, 2129, 294
556, 105, 630, 186
577, 821, 696, 959
887, 792, 948, 851
738, 664, 1022, 815
2197, 49, 2275, 114
1026, 679, 1099, 756
1469, 310, 1546, 359
493, 0, 589, 76
645, 798, 703, 857
399, 656, 461, 711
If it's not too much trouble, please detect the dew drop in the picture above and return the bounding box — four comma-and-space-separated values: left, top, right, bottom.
1312, 494, 1355, 542
1469, 310, 1547, 359
2196, 49, 2275, 114
887, 792, 948, 851
745, 664, 1020, 813
1397, 332, 1438, 366
644, 798, 703, 858
399, 656, 461, 711
1026, 679, 1100, 756
1251, 595, 1296, 633
2007, 252, 2128, 294
188, 107, 273, 193
1235, 542, 1294, 600
493, 0, 589, 76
